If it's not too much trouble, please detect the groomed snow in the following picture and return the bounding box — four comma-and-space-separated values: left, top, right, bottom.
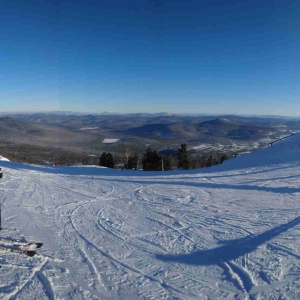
0, 134, 299, 299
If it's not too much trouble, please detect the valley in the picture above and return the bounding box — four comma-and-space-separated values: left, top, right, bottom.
0, 113, 298, 165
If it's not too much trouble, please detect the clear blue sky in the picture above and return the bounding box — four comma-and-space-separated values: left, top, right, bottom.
0, 0, 299, 116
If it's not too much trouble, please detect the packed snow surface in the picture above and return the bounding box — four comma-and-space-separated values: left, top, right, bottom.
0, 134, 299, 299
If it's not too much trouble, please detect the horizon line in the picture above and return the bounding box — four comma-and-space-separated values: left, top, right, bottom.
0, 110, 299, 119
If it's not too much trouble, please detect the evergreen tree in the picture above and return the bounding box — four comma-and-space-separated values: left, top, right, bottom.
190, 152, 204, 169
163, 155, 173, 171
213, 157, 219, 165
99, 152, 114, 168
99, 152, 108, 167
220, 154, 228, 164
177, 144, 190, 170
106, 153, 114, 168
205, 155, 214, 167
142, 148, 161, 171
198, 155, 206, 168
127, 152, 139, 170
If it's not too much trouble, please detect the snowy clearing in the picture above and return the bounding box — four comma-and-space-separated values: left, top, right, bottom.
0, 134, 299, 299
102, 139, 120, 144
80, 127, 99, 130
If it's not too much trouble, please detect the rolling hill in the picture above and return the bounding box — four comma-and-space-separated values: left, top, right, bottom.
0, 113, 297, 164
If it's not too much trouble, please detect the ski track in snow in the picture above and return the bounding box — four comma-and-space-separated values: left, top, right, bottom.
5, 259, 49, 300
0, 135, 300, 299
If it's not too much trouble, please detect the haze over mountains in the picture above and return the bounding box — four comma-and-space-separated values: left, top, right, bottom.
0, 112, 299, 164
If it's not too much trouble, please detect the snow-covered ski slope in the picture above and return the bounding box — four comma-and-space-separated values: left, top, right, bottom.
0, 134, 299, 300
0, 155, 9, 161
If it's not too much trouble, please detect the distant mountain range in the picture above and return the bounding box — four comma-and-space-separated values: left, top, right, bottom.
0, 116, 96, 152
0, 113, 298, 164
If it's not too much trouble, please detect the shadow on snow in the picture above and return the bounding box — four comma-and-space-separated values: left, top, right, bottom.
100, 178, 300, 194
156, 216, 300, 266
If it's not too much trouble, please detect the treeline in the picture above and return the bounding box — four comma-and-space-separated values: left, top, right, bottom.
98, 144, 229, 171
0, 141, 230, 169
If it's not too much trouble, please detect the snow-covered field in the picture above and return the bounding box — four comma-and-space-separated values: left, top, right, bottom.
0, 134, 299, 299
102, 139, 120, 144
